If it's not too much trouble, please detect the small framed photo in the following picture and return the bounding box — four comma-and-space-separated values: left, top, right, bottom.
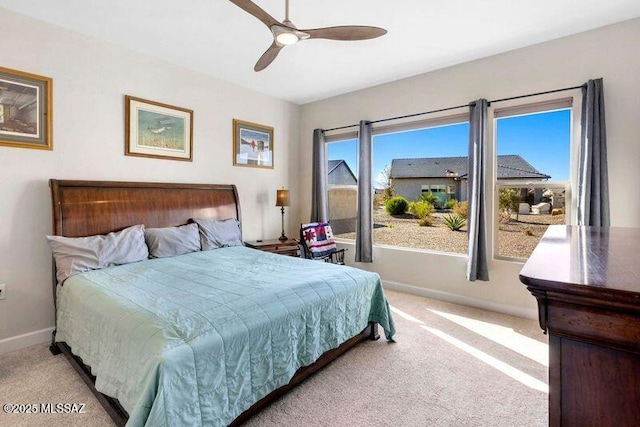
125, 95, 193, 161
0, 66, 52, 150
233, 119, 274, 169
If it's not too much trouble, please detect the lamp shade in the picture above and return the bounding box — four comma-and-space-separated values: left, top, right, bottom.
276, 189, 290, 207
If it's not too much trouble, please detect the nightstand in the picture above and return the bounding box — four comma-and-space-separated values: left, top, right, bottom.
244, 238, 300, 257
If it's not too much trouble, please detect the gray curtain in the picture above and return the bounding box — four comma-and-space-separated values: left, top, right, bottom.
310, 129, 328, 223
466, 99, 489, 281
577, 78, 610, 226
355, 120, 373, 263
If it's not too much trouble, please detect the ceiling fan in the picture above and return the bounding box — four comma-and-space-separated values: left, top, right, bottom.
230, 0, 387, 71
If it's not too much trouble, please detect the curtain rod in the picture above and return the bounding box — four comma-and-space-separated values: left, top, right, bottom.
322, 104, 467, 132
322, 83, 586, 133
488, 84, 585, 106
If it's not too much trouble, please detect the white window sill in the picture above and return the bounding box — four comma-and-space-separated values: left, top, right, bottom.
333, 238, 468, 259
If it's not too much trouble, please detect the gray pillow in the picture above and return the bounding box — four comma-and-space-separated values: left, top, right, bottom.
46, 224, 148, 284
193, 218, 242, 250
145, 223, 201, 259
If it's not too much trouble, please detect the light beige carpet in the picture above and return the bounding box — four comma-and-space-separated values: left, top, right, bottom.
0, 290, 548, 426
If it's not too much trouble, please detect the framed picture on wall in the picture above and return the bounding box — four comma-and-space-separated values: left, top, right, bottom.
0, 66, 52, 150
125, 95, 193, 161
233, 119, 274, 169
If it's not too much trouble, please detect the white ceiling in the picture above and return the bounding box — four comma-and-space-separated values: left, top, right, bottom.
1, 0, 639, 104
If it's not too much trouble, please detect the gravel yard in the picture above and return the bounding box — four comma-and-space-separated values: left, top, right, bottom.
335, 207, 565, 259
497, 211, 566, 258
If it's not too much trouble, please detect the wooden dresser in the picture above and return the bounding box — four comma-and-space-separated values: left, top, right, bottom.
244, 238, 300, 257
519, 225, 640, 427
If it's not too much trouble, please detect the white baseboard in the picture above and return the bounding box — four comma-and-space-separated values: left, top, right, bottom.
0, 327, 55, 355
382, 280, 538, 320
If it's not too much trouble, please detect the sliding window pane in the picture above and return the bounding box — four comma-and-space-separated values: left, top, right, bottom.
495, 109, 571, 259
327, 139, 358, 238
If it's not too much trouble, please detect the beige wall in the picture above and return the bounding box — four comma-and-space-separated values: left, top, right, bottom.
0, 9, 300, 352
328, 186, 358, 220
298, 18, 640, 318
2, 9, 638, 352
328, 185, 357, 234
393, 178, 459, 203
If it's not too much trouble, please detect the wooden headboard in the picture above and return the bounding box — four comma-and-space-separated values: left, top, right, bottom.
50, 179, 242, 237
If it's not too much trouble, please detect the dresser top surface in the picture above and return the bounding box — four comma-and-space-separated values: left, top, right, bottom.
519, 225, 640, 295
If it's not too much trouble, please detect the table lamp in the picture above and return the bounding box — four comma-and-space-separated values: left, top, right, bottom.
276, 188, 291, 241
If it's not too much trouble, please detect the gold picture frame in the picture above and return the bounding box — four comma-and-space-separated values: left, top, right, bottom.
0, 66, 52, 150
125, 95, 193, 161
233, 119, 274, 169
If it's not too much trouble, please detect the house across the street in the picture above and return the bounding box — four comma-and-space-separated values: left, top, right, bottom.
328, 159, 357, 186
390, 155, 551, 203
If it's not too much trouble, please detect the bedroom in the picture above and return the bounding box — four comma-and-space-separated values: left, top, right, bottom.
1, 1, 639, 426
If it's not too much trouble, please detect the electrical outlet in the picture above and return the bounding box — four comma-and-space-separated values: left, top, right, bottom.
0, 284, 5, 300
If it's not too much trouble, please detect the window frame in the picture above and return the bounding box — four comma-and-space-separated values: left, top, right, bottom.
325, 112, 470, 254
489, 91, 582, 263
322, 90, 583, 263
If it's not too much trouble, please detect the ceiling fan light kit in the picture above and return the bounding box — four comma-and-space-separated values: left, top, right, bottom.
276, 32, 299, 45
272, 25, 309, 46
230, 0, 387, 71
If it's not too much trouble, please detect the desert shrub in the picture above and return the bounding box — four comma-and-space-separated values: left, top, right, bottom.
418, 216, 434, 227
385, 196, 408, 215
377, 164, 394, 202
373, 194, 385, 210
499, 212, 512, 224
443, 198, 458, 210
407, 202, 415, 217
419, 191, 441, 210
523, 228, 534, 236
408, 201, 432, 219
443, 214, 466, 231
453, 201, 468, 219
382, 185, 394, 202
499, 188, 522, 220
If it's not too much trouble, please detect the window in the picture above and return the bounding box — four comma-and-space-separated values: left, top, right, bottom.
326, 138, 358, 238
323, 96, 576, 261
326, 116, 471, 254
494, 101, 573, 260
371, 116, 470, 253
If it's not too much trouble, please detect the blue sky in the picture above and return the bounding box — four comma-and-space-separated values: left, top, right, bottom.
497, 109, 571, 181
328, 109, 571, 187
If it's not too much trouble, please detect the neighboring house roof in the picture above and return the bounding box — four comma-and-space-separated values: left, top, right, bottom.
390, 155, 551, 180
328, 159, 357, 182
328, 159, 345, 174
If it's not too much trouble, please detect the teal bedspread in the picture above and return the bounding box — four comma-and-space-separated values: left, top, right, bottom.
55, 246, 395, 426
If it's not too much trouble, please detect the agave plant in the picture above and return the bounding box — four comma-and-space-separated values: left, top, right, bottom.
443, 214, 466, 231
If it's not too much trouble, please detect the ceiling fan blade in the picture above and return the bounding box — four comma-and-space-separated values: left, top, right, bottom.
230, 0, 281, 28
304, 26, 387, 41
255, 42, 284, 71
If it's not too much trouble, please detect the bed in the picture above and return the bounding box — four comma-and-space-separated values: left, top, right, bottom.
47, 179, 395, 426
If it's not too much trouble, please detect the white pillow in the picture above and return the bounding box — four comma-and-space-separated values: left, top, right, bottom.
145, 223, 201, 259
192, 218, 242, 250
46, 224, 148, 284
